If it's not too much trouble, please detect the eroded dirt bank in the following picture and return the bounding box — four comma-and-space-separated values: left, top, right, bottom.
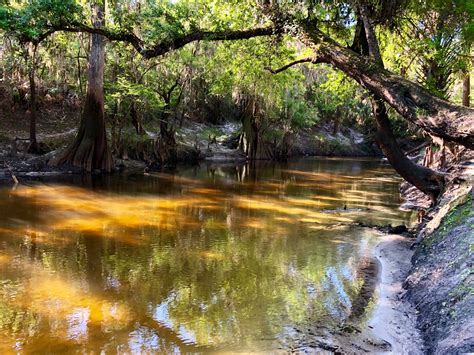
404, 185, 473, 354
362, 187, 472, 354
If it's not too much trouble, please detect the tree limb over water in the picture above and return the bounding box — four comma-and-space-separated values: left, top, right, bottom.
265, 23, 474, 149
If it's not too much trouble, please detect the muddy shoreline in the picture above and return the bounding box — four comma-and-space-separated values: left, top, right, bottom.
293, 176, 472, 354
367, 185, 473, 354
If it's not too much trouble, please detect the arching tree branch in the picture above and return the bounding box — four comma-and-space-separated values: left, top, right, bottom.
52, 23, 278, 59
298, 23, 474, 149
42, 19, 473, 148
265, 57, 320, 74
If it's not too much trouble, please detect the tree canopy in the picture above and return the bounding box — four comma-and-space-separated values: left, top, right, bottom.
0, 0, 472, 175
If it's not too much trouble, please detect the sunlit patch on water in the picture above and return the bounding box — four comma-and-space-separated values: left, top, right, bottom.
0, 158, 413, 352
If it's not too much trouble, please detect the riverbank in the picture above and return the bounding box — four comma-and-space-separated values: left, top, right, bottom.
370, 151, 473, 354
404, 184, 473, 354
0, 100, 378, 181
369, 234, 424, 353
0, 122, 375, 180
360, 190, 472, 354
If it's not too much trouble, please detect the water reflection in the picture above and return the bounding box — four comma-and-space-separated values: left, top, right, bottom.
0, 158, 411, 352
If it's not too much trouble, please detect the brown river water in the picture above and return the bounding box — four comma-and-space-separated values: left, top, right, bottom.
0, 158, 412, 353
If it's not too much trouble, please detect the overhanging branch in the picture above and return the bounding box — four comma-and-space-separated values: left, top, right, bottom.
52, 23, 278, 59
265, 56, 320, 74
51, 24, 146, 53
144, 27, 277, 59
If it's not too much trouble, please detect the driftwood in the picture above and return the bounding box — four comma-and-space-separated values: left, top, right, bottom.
5, 164, 19, 184
354, 221, 411, 235
17, 171, 66, 177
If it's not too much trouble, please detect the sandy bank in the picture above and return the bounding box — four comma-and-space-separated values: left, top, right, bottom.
369, 234, 424, 353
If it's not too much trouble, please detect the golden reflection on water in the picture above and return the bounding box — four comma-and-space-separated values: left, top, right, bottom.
0, 158, 412, 353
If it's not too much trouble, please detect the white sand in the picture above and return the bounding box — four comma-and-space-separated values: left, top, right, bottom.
369, 235, 424, 354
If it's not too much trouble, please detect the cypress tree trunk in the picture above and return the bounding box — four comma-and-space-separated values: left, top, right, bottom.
131, 103, 145, 135
155, 101, 177, 165
27, 43, 39, 153
53, 1, 112, 172
238, 96, 271, 160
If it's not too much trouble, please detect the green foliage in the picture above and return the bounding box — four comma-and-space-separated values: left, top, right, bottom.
0, 0, 468, 154
309, 68, 370, 128
204, 36, 319, 131
0, 0, 83, 43
381, 0, 474, 98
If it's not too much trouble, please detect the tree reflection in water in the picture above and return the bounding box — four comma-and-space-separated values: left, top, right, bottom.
0, 158, 412, 352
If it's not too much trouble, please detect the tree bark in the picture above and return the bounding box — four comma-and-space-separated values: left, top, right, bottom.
154, 82, 182, 165
53, 1, 112, 172
155, 104, 177, 165
356, 10, 444, 200
463, 72, 470, 107
238, 95, 271, 160
358, 4, 383, 67
372, 98, 443, 200
131, 102, 145, 135
27, 43, 39, 153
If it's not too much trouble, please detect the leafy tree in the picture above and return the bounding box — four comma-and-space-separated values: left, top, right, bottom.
0, 0, 82, 152
395, 0, 474, 99
0, 0, 472, 197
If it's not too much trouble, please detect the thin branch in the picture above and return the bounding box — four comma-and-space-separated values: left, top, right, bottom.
167, 79, 180, 99
138, 61, 162, 83
34, 29, 56, 44
265, 57, 319, 74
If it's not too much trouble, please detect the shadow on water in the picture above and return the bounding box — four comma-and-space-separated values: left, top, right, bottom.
0, 157, 413, 352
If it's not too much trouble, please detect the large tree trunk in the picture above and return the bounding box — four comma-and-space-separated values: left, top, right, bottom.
372, 98, 443, 200
27, 43, 39, 153
131, 102, 145, 135
53, 1, 112, 172
238, 95, 272, 160
356, 8, 444, 200
240, 114, 261, 160
299, 23, 474, 149
155, 106, 177, 165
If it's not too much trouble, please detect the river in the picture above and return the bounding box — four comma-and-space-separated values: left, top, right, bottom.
0, 157, 412, 352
